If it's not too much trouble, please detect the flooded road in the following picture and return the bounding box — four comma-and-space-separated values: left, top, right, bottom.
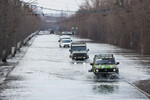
0, 34, 150, 100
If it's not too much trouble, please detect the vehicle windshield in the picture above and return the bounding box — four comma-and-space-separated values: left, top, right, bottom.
95, 58, 115, 65
71, 46, 86, 51
61, 37, 70, 40
62, 40, 71, 43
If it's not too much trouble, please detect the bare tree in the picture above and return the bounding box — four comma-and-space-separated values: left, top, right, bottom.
0, 0, 42, 61
60, 0, 150, 54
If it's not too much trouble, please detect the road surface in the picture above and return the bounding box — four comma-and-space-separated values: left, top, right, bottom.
0, 34, 150, 100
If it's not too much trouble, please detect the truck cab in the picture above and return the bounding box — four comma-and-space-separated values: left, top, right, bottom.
69, 42, 89, 60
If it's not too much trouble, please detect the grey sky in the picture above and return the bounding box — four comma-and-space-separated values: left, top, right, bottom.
24, 0, 84, 13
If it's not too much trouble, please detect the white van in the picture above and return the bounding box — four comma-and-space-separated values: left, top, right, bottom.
59, 39, 72, 48
58, 36, 71, 42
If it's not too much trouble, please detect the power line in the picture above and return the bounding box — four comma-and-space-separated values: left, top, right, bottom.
40, 6, 123, 14
21, 1, 76, 13
22, 1, 124, 14
22, 0, 37, 4
37, 5, 123, 14
39, 6, 75, 13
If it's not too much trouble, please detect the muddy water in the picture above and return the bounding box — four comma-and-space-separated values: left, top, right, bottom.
0, 35, 149, 100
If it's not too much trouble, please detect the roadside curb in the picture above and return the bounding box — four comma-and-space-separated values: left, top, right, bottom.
0, 35, 37, 84
6, 35, 37, 75
125, 80, 150, 98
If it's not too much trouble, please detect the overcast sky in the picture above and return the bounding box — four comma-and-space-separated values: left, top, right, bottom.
23, 0, 84, 13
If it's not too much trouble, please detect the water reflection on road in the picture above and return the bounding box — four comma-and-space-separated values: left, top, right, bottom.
0, 34, 149, 100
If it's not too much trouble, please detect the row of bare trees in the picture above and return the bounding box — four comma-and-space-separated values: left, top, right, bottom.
0, 0, 42, 62
61, 0, 150, 54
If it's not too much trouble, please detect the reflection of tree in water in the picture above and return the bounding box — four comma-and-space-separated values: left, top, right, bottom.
93, 84, 119, 94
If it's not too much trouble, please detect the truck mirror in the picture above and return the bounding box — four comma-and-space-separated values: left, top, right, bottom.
90, 63, 93, 65
69, 49, 71, 52
87, 49, 89, 51
58, 40, 60, 42
116, 62, 120, 65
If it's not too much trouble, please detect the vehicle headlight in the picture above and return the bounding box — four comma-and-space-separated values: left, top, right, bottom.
96, 69, 99, 72
113, 69, 116, 72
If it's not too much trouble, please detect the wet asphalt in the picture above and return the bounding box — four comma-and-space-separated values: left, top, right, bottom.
0, 34, 150, 100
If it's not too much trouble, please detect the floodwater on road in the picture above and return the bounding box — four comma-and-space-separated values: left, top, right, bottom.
0, 34, 150, 100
